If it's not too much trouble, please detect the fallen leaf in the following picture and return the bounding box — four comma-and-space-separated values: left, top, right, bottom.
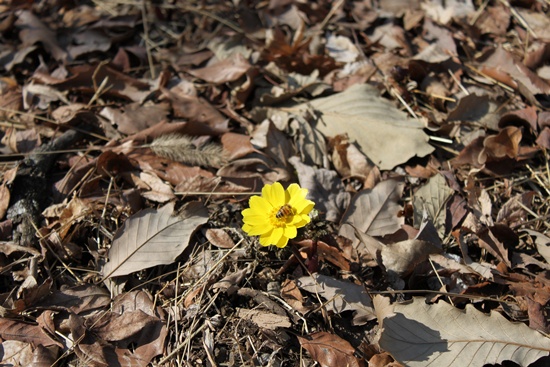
376, 296, 550, 367
297, 273, 375, 325
379, 239, 442, 277
35, 284, 110, 315
235, 308, 291, 330
101, 202, 209, 278
0, 318, 61, 348
522, 229, 550, 265
293, 83, 434, 170
204, 228, 236, 249
412, 173, 454, 237
0, 340, 34, 366
289, 156, 351, 222
298, 331, 364, 367
16, 10, 67, 62
189, 53, 252, 84
340, 179, 405, 242
281, 279, 311, 314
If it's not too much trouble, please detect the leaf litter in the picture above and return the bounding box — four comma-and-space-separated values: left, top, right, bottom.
0, 1, 549, 367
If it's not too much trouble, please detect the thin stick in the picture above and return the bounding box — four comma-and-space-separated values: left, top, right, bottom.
141, 0, 156, 79
392, 87, 418, 119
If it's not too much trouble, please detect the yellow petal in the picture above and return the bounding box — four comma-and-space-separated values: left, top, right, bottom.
264, 182, 286, 207
283, 225, 297, 239
259, 230, 273, 246
246, 223, 273, 236
249, 195, 273, 211
287, 185, 314, 214
296, 201, 314, 215
242, 211, 269, 225
274, 235, 289, 248
267, 227, 284, 246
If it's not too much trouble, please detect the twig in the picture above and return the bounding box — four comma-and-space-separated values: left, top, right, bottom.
141, 0, 156, 79
499, 0, 538, 39
465, 64, 515, 92
391, 87, 418, 119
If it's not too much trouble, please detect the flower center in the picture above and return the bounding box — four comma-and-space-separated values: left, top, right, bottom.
271, 204, 295, 227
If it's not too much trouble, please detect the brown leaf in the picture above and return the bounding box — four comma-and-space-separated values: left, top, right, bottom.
0, 77, 22, 120
35, 284, 110, 315
297, 273, 375, 325
212, 266, 250, 294
281, 279, 311, 314
480, 126, 522, 163
100, 102, 170, 135
68, 313, 115, 367
91, 310, 162, 342
46, 63, 152, 102
205, 228, 236, 249
298, 239, 350, 271
480, 46, 550, 95
235, 308, 291, 330
340, 179, 405, 242
16, 10, 67, 62
380, 239, 442, 277
220, 132, 256, 160
189, 53, 251, 84
160, 87, 228, 131
376, 296, 550, 367
496, 191, 535, 227
298, 331, 364, 367
499, 106, 538, 132
0, 318, 61, 348
0, 340, 34, 366
476, 224, 515, 266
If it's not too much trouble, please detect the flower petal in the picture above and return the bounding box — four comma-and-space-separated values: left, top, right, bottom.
287, 185, 314, 214
265, 182, 286, 207
296, 201, 315, 215
274, 235, 289, 248
245, 223, 273, 236
283, 225, 297, 239
242, 209, 269, 225
267, 227, 284, 246
258, 229, 274, 246
249, 195, 273, 211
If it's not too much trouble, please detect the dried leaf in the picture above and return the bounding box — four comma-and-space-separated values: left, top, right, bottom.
340, 179, 404, 242
298, 331, 364, 367
0, 319, 61, 348
235, 308, 291, 330
189, 53, 251, 84
101, 202, 208, 278
0, 340, 34, 366
35, 284, 110, 314
412, 174, 453, 237
380, 239, 442, 277
289, 156, 351, 222
293, 84, 433, 170
376, 296, 550, 367
522, 229, 550, 265
297, 273, 375, 325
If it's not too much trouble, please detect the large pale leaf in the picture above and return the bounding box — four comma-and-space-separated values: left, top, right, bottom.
412, 174, 453, 237
292, 83, 434, 170
297, 273, 375, 325
339, 179, 404, 242
376, 296, 550, 367
102, 202, 208, 278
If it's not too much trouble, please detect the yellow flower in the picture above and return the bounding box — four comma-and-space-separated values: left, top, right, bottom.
242, 182, 315, 248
